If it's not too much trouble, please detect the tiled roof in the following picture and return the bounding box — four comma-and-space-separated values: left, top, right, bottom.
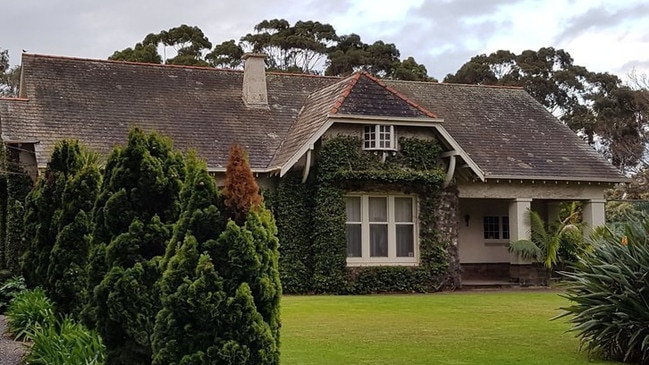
0, 54, 338, 171
0, 54, 625, 183
384, 80, 624, 182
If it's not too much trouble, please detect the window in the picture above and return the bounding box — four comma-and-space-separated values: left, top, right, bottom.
483, 216, 509, 240
345, 194, 417, 265
363, 125, 395, 150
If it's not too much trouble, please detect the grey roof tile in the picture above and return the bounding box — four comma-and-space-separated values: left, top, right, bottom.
0, 54, 625, 183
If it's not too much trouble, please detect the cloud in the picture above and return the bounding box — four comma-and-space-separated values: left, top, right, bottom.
555, 3, 649, 43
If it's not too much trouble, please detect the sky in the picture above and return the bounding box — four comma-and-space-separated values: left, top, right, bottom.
2, 0, 649, 81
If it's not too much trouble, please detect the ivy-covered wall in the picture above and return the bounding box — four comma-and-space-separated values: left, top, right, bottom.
274, 135, 461, 294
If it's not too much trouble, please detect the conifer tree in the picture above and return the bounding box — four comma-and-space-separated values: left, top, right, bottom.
86, 128, 184, 365
3, 145, 33, 275
222, 144, 261, 225
22, 141, 85, 288
152, 144, 280, 365
46, 151, 101, 316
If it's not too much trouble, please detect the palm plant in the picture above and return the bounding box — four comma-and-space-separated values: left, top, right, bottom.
508, 204, 585, 270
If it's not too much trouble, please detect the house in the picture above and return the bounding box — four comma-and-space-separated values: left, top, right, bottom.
0, 53, 626, 291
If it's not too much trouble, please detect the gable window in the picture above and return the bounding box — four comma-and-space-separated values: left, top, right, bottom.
346, 194, 417, 265
483, 216, 509, 240
363, 125, 395, 150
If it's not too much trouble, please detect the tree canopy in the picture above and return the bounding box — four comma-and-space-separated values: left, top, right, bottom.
108, 20, 434, 80
0, 48, 20, 97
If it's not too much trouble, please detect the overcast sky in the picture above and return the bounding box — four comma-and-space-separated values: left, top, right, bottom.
2, 0, 648, 81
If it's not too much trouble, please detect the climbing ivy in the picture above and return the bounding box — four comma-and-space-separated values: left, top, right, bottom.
274, 135, 455, 293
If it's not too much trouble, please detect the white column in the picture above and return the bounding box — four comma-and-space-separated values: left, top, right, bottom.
582, 199, 606, 233
509, 198, 532, 265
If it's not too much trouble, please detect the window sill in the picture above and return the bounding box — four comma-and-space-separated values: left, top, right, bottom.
484, 240, 509, 246
346, 259, 419, 267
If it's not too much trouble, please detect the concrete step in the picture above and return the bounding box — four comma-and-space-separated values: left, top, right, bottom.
460, 280, 515, 290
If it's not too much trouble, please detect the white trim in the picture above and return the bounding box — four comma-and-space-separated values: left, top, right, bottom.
277, 119, 335, 177
434, 125, 485, 181
345, 193, 419, 266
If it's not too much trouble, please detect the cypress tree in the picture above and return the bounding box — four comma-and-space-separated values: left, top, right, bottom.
46, 151, 101, 316
5, 146, 34, 275
152, 144, 280, 365
22, 140, 85, 289
86, 128, 184, 365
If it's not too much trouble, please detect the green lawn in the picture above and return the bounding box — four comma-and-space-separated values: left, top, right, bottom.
281, 290, 622, 365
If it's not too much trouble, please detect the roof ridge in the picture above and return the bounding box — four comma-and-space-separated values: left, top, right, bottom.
22, 53, 243, 73
386, 78, 525, 90
330, 73, 362, 114
23, 53, 345, 81
361, 72, 438, 118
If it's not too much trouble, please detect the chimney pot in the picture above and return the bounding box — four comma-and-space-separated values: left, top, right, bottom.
242, 53, 268, 108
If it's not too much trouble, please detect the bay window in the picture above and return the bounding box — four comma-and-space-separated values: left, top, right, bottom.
345, 194, 417, 265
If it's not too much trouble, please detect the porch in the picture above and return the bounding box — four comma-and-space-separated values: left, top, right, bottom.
456, 192, 606, 285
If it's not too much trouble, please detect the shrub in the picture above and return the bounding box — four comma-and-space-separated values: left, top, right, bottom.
152, 145, 280, 365
0, 275, 25, 313
24, 317, 105, 365
5, 287, 55, 340
86, 128, 184, 364
559, 216, 649, 363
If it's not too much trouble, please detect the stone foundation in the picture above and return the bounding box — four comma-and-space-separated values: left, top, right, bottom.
460, 263, 510, 281
509, 264, 549, 286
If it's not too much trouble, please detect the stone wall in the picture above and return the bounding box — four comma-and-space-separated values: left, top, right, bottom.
434, 187, 461, 288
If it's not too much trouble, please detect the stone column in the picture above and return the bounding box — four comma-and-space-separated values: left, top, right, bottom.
582, 199, 606, 234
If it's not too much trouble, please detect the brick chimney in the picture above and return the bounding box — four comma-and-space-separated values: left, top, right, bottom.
242, 53, 268, 108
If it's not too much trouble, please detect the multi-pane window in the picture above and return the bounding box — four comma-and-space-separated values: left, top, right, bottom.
483, 216, 510, 240
346, 195, 417, 265
363, 125, 395, 150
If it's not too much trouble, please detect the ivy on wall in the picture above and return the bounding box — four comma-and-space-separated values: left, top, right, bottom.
274, 135, 458, 294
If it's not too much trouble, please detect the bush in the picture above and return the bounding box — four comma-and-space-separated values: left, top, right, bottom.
24, 317, 105, 365
0, 275, 25, 313
559, 216, 649, 363
5, 287, 55, 340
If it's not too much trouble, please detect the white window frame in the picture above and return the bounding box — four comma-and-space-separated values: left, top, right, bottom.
483, 215, 510, 243
346, 194, 418, 266
363, 125, 396, 151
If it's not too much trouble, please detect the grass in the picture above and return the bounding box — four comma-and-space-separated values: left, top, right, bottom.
280, 290, 623, 365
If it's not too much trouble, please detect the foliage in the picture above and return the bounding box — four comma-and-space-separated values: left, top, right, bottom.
109, 20, 434, 80
153, 146, 280, 364
240, 19, 337, 73
109, 42, 162, 64
0, 48, 20, 96
311, 185, 347, 292
86, 127, 184, 364
272, 171, 314, 293
0, 275, 25, 313
222, 143, 262, 225
22, 140, 87, 289
110, 24, 212, 66
24, 317, 106, 365
559, 216, 649, 363
273, 136, 449, 293
444, 47, 649, 172
508, 206, 585, 269
4, 145, 33, 275
5, 287, 55, 340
